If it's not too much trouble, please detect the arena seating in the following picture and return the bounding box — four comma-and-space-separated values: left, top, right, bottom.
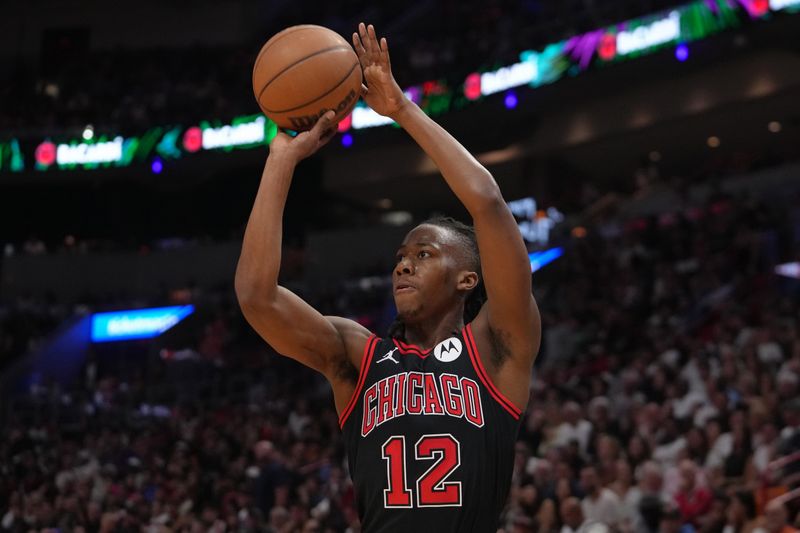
2, 184, 799, 531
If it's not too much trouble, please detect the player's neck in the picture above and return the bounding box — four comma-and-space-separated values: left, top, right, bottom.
402, 305, 464, 350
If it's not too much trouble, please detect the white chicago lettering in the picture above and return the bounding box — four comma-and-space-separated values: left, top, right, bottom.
361, 372, 485, 437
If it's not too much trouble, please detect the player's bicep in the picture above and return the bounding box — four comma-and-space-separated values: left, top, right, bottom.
238, 285, 349, 375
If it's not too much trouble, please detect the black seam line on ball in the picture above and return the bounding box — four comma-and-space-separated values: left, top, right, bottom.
258, 46, 355, 103
261, 60, 360, 114
251, 26, 310, 86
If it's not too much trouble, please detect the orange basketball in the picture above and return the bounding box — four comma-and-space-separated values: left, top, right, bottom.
252, 25, 362, 131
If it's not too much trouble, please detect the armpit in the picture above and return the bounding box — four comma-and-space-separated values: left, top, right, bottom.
488, 326, 513, 369
333, 353, 358, 384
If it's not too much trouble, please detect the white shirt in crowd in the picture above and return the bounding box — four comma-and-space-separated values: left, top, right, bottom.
652, 436, 687, 466
705, 432, 733, 469
554, 419, 593, 454
582, 488, 624, 527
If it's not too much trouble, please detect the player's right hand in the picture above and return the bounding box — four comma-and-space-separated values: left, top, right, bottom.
353, 23, 408, 119
269, 110, 336, 163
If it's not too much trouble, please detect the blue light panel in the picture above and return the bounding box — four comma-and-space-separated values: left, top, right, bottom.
91, 305, 194, 343
529, 247, 563, 272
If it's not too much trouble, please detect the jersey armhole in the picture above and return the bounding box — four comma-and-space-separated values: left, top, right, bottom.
338, 334, 379, 428
463, 323, 522, 419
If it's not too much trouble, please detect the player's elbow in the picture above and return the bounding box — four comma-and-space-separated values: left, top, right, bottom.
470, 185, 505, 216
236, 290, 282, 337
234, 272, 254, 306
234, 276, 276, 315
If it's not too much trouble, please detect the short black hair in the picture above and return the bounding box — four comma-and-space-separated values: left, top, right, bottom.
387, 216, 485, 340
423, 216, 480, 273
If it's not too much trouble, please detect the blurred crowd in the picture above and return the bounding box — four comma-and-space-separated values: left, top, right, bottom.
1, 0, 683, 134
2, 177, 800, 531
504, 195, 800, 532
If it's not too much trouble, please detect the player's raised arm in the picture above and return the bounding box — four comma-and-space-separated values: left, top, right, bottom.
354, 23, 540, 371
234, 113, 370, 384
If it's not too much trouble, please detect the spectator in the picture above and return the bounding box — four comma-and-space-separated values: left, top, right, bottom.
580, 465, 623, 527
555, 403, 593, 456
674, 460, 713, 526
560, 497, 587, 533
624, 460, 668, 531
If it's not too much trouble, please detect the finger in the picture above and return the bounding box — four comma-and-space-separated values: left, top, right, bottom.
380, 37, 392, 70
311, 110, 336, 135
359, 22, 371, 55
367, 24, 381, 59
353, 32, 369, 70
352, 32, 366, 57
367, 24, 379, 48
319, 128, 336, 146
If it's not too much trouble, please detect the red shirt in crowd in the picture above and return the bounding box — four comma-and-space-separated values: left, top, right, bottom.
675, 487, 713, 524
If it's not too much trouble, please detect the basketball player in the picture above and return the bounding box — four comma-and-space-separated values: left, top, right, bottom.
235, 23, 541, 532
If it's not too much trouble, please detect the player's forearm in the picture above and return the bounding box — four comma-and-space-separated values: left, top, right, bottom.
394, 103, 502, 214
235, 153, 296, 304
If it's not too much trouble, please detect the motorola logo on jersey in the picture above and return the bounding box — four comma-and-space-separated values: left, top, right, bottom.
433, 337, 462, 362
361, 371, 485, 437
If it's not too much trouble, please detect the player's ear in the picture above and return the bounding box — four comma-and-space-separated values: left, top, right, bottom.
457, 271, 479, 292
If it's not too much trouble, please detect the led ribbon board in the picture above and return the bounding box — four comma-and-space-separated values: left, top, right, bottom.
771, 0, 800, 10
200, 115, 272, 150
339, 0, 795, 130
91, 305, 194, 342
0, 139, 24, 172
2, 0, 796, 171
31, 114, 277, 172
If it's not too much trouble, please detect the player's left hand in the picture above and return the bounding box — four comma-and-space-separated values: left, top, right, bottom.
353, 23, 409, 119
269, 110, 336, 163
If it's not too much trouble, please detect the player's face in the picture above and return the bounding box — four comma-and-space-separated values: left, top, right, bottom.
392, 224, 461, 322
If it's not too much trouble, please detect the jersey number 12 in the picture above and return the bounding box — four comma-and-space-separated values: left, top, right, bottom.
381, 433, 462, 508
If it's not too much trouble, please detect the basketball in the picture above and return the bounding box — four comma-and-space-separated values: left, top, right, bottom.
252, 25, 362, 131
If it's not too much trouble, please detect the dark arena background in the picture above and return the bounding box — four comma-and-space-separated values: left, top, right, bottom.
2, 1, 800, 531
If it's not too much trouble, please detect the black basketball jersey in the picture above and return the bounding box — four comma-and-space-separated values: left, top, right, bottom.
339, 323, 523, 532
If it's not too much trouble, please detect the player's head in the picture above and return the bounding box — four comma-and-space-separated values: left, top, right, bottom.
388, 216, 483, 338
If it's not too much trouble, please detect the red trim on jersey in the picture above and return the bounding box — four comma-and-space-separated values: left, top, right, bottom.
463, 323, 522, 419
397, 339, 432, 354
393, 338, 431, 358
339, 335, 379, 428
